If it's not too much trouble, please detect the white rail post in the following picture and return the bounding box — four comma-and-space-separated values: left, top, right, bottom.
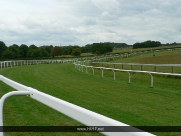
79, 65, 81, 71
0, 91, 30, 136
74, 63, 76, 69
100, 68, 104, 78
91, 67, 94, 75
127, 72, 131, 84
86, 66, 88, 74
112, 70, 116, 80
82, 65, 83, 72
76, 64, 79, 70
149, 73, 153, 88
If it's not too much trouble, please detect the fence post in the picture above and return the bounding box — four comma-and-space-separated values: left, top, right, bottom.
82, 65, 84, 72
127, 72, 131, 83
86, 66, 88, 74
149, 73, 153, 88
100, 68, 104, 78
112, 70, 115, 80
0, 91, 30, 136
91, 67, 94, 75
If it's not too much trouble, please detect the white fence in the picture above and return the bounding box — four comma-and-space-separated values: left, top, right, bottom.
74, 63, 181, 87
0, 59, 76, 70
0, 75, 155, 136
91, 62, 181, 73
0, 53, 180, 135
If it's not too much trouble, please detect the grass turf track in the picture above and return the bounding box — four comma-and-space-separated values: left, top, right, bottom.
0, 51, 181, 136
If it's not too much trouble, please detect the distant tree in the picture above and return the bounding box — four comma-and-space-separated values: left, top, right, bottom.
72, 46, 81, 56
31, 49, 41, 58
29, 44, 38, 51
9, 44, 20, 59
27, 44, 38, 58
92, 43, 103, 54
92, 43, 113, 54
26, 47, 49, 58
80, 46, 86, 53
0, 41, 7, 59
68, 46, 74, 55
84, 44, 92, 53
105, 43, 113, 52
81, 45, 92, 53
43, 45, 53, 56
62, 47, 69, 55
27, 50, 33, 58
1, 49, 14, 59
133, 41, 161, 49
20, 44, 29, 58
54, 46, 62, 56
50, 47, 55, 58
81, 43, 128, 53
39, 47, 49, 57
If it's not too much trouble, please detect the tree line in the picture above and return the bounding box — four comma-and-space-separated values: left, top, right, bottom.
1, 40, 180, 60
132, 40, 162, 49
0, 41, 115, 60
81, 42, 128, 53
0, 41, 82, 60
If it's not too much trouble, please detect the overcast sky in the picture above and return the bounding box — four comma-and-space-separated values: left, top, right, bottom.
0, 0, 181, 47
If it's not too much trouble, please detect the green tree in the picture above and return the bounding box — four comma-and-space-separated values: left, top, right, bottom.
62, 47, 69, 55
1, 49, 14, 59
54, 46, 62, 56
20, 44, 29, 58
72, 47, 81, 56
68, 46, 74, 55
39, 47, 49, 57
9, 44, 20, 59
105, 43, 113, 52
50, 47, 55, 58
29, 44, 38, 51
92, 43, 113, 54
0, 41, 7, 59
31, 49, 41, 58
133, 41, 161, 49
27, 44, 38, 58
42, 45, 52, 56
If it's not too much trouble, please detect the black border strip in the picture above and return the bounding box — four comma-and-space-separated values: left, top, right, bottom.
0, 126, 181, 132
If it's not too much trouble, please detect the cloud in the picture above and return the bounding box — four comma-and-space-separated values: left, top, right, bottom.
0, 0, 180, 46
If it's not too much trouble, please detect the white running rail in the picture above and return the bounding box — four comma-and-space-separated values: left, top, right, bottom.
0, 75, 155, 136
74, 63, 181, 87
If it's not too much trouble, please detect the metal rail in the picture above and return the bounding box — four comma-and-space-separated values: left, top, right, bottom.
0, 75, 155, 136
75, 64, 181, 87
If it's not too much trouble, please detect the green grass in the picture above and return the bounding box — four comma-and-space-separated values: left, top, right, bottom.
112, 45, 181, 54
93, 50, 181, 74
80, 45, 181, 57
112, 50, 181, 63
0, 62, 181, 136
